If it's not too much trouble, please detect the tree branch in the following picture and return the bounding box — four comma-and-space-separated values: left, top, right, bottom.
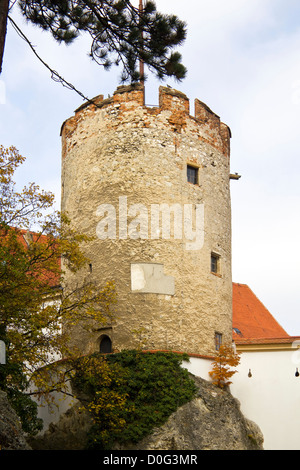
0, 0, 9, 73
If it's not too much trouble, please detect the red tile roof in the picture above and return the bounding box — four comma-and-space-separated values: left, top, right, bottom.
232, 282, 290, 342
2, 227, 61, 288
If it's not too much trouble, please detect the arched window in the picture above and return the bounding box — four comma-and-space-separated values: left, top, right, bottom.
99, 335, 112, 354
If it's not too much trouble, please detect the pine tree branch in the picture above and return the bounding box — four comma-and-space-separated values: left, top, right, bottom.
0, 0, 9, 73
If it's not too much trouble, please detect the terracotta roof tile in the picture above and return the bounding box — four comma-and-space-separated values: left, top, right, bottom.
232, 282, 289, 341
2, 227, 61, 288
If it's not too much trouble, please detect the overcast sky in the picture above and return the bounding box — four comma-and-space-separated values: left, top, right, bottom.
1, 0, 300, 335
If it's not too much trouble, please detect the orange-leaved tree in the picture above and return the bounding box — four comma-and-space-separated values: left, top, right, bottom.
209, 343, 240, 388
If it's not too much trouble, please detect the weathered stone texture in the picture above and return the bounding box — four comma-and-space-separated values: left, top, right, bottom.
29, 375, 263, 451
0, 391, 31, 450
116, 376, 264, 451
61, 84, 232, 357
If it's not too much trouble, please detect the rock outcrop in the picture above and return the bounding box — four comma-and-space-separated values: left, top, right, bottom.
30, 375, 263, 451
116, 376, 263, 450
0, 391, 31, 450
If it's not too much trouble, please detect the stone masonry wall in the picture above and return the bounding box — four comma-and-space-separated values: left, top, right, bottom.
60, 84, 232, 357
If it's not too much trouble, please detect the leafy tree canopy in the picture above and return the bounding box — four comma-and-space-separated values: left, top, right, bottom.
0, 145, 116, 432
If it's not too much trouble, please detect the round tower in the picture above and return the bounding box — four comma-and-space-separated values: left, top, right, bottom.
60, 84, 232, 357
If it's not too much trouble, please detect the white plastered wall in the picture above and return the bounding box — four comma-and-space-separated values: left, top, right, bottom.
230, 349, 300, 450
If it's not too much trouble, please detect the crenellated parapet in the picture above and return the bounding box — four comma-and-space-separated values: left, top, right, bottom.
61, 84, 231, 160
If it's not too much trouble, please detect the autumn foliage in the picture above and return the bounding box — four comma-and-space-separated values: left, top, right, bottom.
0, 145, 116, 433
209, 343, 240, 388
0, 145, 116, 368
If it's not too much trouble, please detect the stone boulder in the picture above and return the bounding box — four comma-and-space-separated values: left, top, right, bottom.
116, 376, 263, 450
0, 391, 31, 450
30, 375, 263, 450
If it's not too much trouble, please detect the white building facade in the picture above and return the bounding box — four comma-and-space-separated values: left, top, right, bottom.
183, 337, 300, 450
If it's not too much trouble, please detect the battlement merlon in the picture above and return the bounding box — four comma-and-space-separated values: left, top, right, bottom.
60, 84, 231, 158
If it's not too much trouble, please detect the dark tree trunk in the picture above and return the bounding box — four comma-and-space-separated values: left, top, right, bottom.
0, 0, 9, 74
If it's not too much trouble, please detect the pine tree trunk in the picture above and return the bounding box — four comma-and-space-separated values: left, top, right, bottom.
0, 0, 9, 74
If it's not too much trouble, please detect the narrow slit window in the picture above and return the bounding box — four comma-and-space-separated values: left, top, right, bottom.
187, 165, 198, 185
211, 253, 220, 274
215, 332, 222, 351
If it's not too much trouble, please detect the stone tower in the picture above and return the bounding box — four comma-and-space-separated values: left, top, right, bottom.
60, 84, 232, 357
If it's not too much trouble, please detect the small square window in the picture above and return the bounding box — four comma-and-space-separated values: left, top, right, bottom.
233, 327, 242, 336
211, 253, 220, 274
187, 165, 198, 185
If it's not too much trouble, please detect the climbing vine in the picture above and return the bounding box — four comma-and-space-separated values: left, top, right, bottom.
72, 350, 197, 450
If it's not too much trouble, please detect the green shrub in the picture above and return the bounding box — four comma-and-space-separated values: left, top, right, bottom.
73, 350, 197, 449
